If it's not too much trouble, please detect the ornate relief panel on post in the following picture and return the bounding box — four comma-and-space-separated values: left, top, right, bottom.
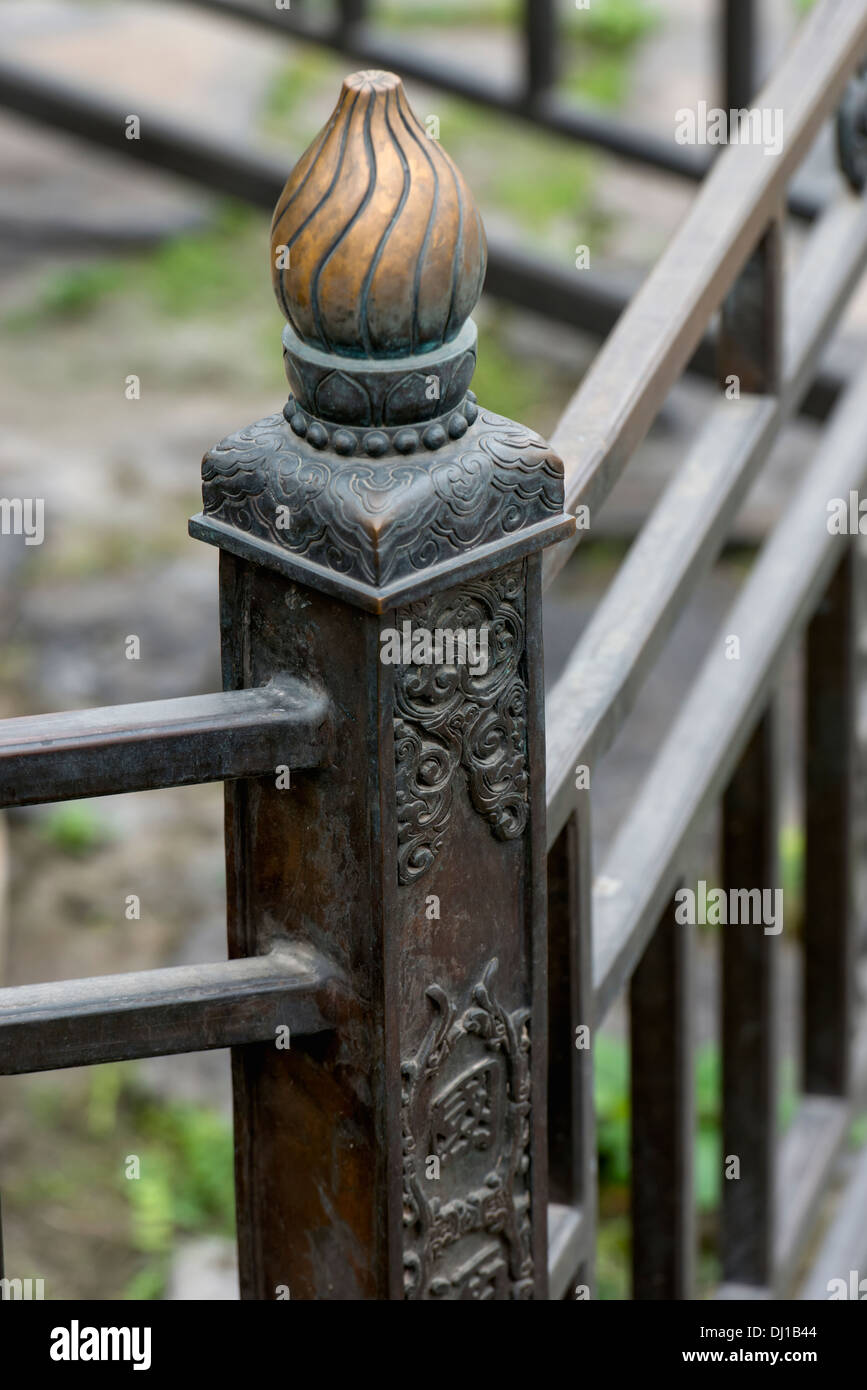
190, 68, 573, 1300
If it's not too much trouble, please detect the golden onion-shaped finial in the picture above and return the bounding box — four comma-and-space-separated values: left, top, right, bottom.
271, 70, 487, 359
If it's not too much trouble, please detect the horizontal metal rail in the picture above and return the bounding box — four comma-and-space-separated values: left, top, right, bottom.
0, 58, 286, 207
486, 246, 841, 424
716, 1023, 867, 1298
775, 1097, 851, 1291
0, 678, 332, 807
0, 60, 648, 379
545, 186, 867, 847
797, 1095, 867, 1298
777, 1023, 867, 1294
0, 58, 840, 423
177, 0, 707, 180
0, 944, 339, 1074
591, 343, 867, 1023
173, 0, 822, 221
542, 0, 867, 591
799, 1139, 867, 1298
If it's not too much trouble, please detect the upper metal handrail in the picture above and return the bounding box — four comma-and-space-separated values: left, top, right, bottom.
541, 0, 867, 592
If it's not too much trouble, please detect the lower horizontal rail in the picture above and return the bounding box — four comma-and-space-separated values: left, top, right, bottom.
776, 1022, 867, 1294
0, 678, 332, 807
0, 945, 339, 1074
548, 1203, 585, 1300
717, 1022, 867, 1299
775, 1095, 849, 1291
798, 1122, 867, 1300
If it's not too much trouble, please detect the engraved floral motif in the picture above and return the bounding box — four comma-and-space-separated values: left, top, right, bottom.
401, 959, 533, 1301
394, 563, 527, 885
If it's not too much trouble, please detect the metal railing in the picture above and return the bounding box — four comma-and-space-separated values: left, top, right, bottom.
543, 0, 867, 1298
0, 0, 866, 1301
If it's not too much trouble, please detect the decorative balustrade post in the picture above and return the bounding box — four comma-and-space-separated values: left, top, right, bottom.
190, 70, 574, 1300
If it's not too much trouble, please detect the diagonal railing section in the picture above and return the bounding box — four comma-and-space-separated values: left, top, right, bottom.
541, 0, 867, 1302
542, 0, 867, 589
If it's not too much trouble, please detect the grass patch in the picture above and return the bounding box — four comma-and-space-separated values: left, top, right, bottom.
780, 823, 805, 935
564, 0, 660, 109
368, 0, 656, 44
566, 0, 659, 50
5, 203, 269, 331
6, 1064, 234, 1299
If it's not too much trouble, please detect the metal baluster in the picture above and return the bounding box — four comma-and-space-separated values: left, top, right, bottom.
717, 213, 783, 397
524, 0, 557, 101
630, 893, 695, 1299
722, 0, 758, 111
547, 804, 596, 1296
337, 0, 366, 29
804, 544, 856, 1096
721, 709, 779, 1287
716, 191, 783, 1290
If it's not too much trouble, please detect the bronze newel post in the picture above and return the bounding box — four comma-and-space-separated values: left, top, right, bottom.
190, 70, 573, 1300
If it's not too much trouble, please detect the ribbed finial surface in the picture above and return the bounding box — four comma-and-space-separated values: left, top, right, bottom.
271, 70, 487, 359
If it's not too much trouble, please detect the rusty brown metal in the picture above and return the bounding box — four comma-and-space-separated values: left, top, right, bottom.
193, 72, 573, 1300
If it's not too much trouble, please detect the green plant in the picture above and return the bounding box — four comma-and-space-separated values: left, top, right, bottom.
7, 203, 268, 329
779, 823, 805, 934
262, 49, 339, 138
119, 1091, 235, 1299
595, 1034, 797, 1228
566, 0, 659, 50
87, 1061, 125, 1137
564, 0, 660, 110
40, 801, 112, 856
596, 1032, 631, 1189
37, 262, 128, 317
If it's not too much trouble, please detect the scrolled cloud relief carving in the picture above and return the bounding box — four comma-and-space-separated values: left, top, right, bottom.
200, 413, 563, 591
394, 562, 528, 885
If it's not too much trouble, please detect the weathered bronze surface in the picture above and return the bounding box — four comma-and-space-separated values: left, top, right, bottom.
270, 68, 486, 359
193, 406, 568, 610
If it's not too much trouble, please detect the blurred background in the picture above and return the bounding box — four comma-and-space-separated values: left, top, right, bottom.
0, 0, 864, 1300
